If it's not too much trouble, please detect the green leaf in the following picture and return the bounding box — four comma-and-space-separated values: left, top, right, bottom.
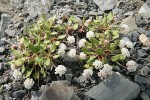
21, 65, 26, 73
53, 55, 60, 59
84, 64, 91, 69
12, 58, 25, 67
85, 42, 92, 48
26, 68, 33, 78
35, 56, 43, 63
109, 40, 119, 50
107, 12, 113, 22
111, 54, 126, 62
90, 38, 99, 46
29, 44, 44, 53
102, 57, 108, 64
112, 30, 119, 39
33, 72, 39, 79
101, 15, 108, 26
40, 67, 46, 77
45, 57, 50, 66
11, 49, 22, 57
50, 43, 57, 53
87, 56, 96, 64
58, 34, 66, 40
95, 48, 103, 54
111, 55, 119, 62
73, 24, 78, 30
55, 41, 60, 46
50, 32, 58, 35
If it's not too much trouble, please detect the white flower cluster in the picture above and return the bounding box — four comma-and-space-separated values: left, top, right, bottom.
126, 60, 138, 72
119, 37, 134, 49
4, 83, 11, 90
57, 43, 67, 56
86, 31, 95, 39
0, 47, 5, 53
82, 69, 93, 79
55, 65, 67, 76
98, 64, 113, 80
121, 48, 130, 57
13, 69, 22, 81
67, 36, 75, 44
80, 52, 86, 60
93, 60, 103, 69
24, 78, 34, 89
78, 39, 86, 48
68, 49, 76, 58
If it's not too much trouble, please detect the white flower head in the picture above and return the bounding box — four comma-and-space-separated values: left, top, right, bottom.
78, 39, 86, 48
4, 83, 11, 90
67, 36, 75, 44
86, 31, 95, 39
11, 64, 16, 71
59, 43, 67, 50
98, 70, 108, 80
13, 70, 22, 81
98, 64, 113, 80
80, 52, 86, 60
55, 65, 67, 76
82, 69, 93, 79
57, 49, 65, 56
126, 60, 138, 72
121, 48, 130, 57
68, 49, 76, 58
119, 39, 126, 48
24, 78, 34, 89
119, 37, 133, 49
103, 64, 113, 74
126, 41, 134, 49
93, 60, 103, 69
0, 47, 5, 53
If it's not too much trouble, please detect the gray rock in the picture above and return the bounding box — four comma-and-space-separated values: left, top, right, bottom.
0, 75, 8, 84
4, 29, 16, 37
89, 11, 98, 16
41, 81, 80, 100
12, 83, 23, 91
75, 2, 87, 9
138, 3, 150, 18
85, 72, 140, 100
0, 13, 10, 38
93, 0, 117, 11
12, 90, 26, 98
140, 92, 150, 100
124, 11, 134, 16
138, 49, 148, 58
24, 0, 54, 17
138, 66, 150, 76
31, 91, 42, 100
135, 75, 148, 84
10, 0, 24, 6
120, 16, 137, 33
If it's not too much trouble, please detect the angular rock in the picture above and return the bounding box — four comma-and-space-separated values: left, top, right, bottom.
12, 90, 26, 98
93, 0, 117, 11
135, 75, 148, 84
120, 16, 137, 33
138, 3, 150, 18
10, 0, 24, 6
31, 91, 42, 100
41, 81, 80, 100
138, 66, 150, 76
139, 34, 150, 46
85, 72, 140, 100
0, 13, 10, 38
140, 92, 150, 100
24, 0, 54, 17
